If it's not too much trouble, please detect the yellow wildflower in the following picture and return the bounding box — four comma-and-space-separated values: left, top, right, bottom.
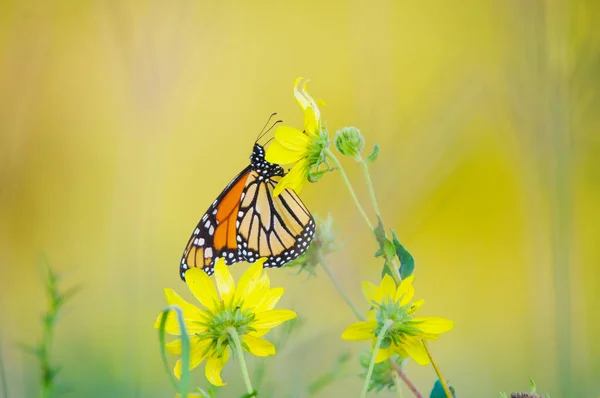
155, 258, 297, 386
265, 77, 330, 196
342, 275, 453, 365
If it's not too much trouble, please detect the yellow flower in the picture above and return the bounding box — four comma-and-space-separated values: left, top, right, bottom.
342, 275, 453, 365
265, 77, 330, 196
155, 258, 297, 386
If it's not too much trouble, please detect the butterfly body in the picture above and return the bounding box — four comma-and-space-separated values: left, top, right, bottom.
180, 143, 315, 279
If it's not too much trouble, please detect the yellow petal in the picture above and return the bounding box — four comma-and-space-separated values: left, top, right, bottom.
361, 281, 381, 304
412, 317, 454, 335
402, 337, 430, 365
265, 139, 305, 165
254, 287, 284, 313
341, 321, 377, 341
235, 259, 265, 303
408, 299, 424, 314
251, 309, 297, 332
272, 159, 308, 197
205, 349, 230, 387
374, 346, 393, 363
380, 274, 397, 300
173, 338, 212, 379
303, 106, 319, 136
185, 268, 219, 311
242, 334, 276, 357
154, 289, 206, 335
395, 275, 415, 306
293, 78, 321, 121
214, 259, 235, 304
274, 125, 311, 151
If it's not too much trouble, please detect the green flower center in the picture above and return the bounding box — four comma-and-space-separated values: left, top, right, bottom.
196, 302, 256, 357
373, 298, 420, 348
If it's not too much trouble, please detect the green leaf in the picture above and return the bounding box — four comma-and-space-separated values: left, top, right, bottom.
500, 394, 508, 398
391, 230, 415, 279
158, 305, 191, 398
529, 378, 537, 393
430, 379, 456, 398
240, 390, 258, 398
366, 143, 380, 163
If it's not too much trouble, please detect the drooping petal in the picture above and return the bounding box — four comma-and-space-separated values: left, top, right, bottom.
253, 287, 284, 313
251, 309, 297, 332
274, 125, 311, 151
173, 338, 212, 379
185, 268, 219, 311
265, 137, 305, 165
235, 259, 265, 303
379, 274, 397, 300
272, 159, 308, 196
401, 336, 430, 366
412, 317, 454, 336
341, 321, 377, 341
205, 349, 230, 387
361, 281, 382, 304
242, 334, 276, 357
214, 259, 235, 304
374, 346, 393, 363
395, 275, 415, 305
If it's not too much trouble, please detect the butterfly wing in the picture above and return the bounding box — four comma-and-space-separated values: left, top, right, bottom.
236, 172, 315, 267
180, 166, 252, 279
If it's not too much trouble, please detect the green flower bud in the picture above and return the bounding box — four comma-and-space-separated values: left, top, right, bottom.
334, 127, 364, 159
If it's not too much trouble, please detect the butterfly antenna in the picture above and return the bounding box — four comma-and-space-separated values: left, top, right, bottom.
256, 119, 282, 143
255, 113, 277, 142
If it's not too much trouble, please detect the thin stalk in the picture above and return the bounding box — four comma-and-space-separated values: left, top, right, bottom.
422, 341, 452, 398
325, 149, 373, 230
358, 156, 382, 217
390, 360, 423, 398
392, 371, 404, 398
227, 327, 254, 395
320, 257, 363, 320
361, 320, 393, 398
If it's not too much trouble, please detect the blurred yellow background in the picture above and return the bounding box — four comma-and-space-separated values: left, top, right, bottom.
1, 1, 599, 397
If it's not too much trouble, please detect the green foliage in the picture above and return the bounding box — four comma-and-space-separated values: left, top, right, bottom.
430, 379, 456, 398
358, 350, 403, 393
391, 230, 415, 278
158, 305, 191, 398
366, 143, 380, 163
23, 257, 79, 398
373, 217, 395, 278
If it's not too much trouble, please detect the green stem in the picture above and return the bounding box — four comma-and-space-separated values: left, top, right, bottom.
392, 370, 404, 398
422, 340, 452, 398
325, 149, 374, 230
358, 156, 381, 217
361, 319, 393, 398
227, 327, 254, 395
320, 257, 364, 320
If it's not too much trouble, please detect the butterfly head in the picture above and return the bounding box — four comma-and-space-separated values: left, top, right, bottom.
250, 143, 284, 177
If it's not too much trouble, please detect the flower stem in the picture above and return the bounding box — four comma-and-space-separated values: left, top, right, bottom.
392, 371, 405, 398
320, 256, 365, 321
361, 319, 393, 398
390, 360, 424, 398
422, 340, 452, 398
227, 327, 254, 395
358, 156, 382, 217
325, 149, 374, 230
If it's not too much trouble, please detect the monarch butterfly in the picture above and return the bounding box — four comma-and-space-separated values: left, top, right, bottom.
179, 118, 315, 280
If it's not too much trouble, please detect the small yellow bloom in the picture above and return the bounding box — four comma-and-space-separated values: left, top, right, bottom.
155, 258, 297, 386
342, 275, 453, 365
266, 78, 329, 196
